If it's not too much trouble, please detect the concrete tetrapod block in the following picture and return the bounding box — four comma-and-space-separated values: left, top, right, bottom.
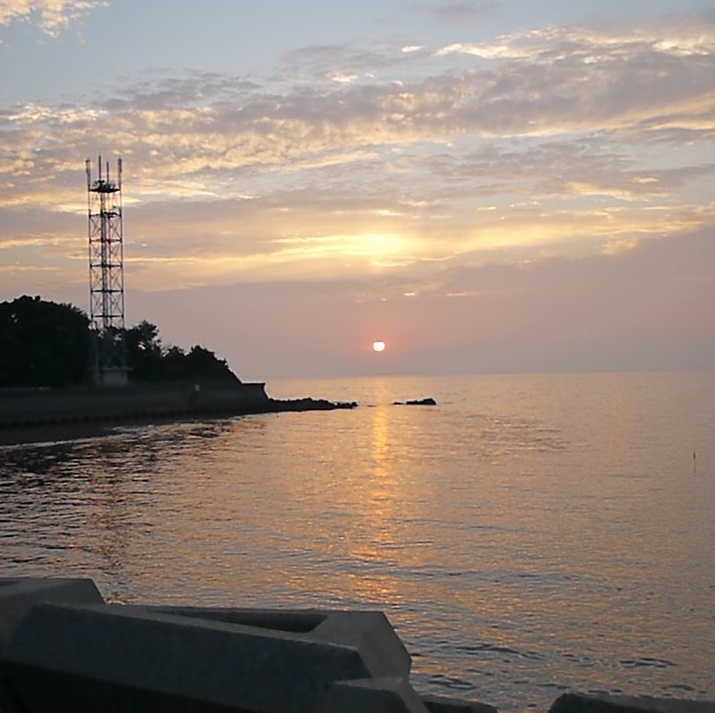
0, 577, 104, 653
549, 693, 715, 713
421, 693, 499, 713
3, 602, 414, 713
314, 676, 430, 713
0, 577, 104, 713
140, 605, 413, 679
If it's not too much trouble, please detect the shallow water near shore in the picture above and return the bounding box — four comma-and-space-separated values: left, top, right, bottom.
1, 371, 714, 711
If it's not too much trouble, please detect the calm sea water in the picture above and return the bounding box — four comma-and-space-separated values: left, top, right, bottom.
1, 372, 713, 711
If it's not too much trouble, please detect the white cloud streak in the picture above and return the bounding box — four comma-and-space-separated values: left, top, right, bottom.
0, 0, 103, 35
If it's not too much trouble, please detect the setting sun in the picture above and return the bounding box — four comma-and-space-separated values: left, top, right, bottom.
372, 341, 386, 353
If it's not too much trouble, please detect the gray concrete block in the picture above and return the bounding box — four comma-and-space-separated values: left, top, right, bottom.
0, 578, 103, 713
311, 609, 412, 679
422, 692, 499, 713
3, 602, 413, 713
549, 693, 715, 713
139, 605, 412, 679
314, 677, 430, 713
0, 577, 104, 653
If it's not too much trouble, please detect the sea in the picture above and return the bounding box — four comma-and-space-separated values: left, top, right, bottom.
0, 371, 713, 712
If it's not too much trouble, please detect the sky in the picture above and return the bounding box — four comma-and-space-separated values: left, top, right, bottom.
1, 0, 714, 380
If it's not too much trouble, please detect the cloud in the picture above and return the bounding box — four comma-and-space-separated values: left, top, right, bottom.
432, 20, 715, 136
4, 13, 712, 160
0, 0, 103, 36
1, 11, 713, 295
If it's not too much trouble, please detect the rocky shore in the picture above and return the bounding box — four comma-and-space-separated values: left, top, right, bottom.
0, 578, 712, 713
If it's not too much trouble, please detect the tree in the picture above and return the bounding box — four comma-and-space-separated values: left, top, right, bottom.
184, 345, 240, 383
124, 320, 164, 382
0, 296, 91, 388
0, 297, 241, 388
146, 343, 239, 384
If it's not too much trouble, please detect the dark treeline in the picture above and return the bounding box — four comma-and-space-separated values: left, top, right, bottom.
0, 295, 240, 389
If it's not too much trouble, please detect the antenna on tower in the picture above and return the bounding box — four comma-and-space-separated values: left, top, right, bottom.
86, 154, 128, 386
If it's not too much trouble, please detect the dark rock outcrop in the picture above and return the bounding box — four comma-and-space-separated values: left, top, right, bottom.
265, 398, 358, 412
393, 397, 437, 406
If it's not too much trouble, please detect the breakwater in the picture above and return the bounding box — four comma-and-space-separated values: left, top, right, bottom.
0, 578, 711, 713
0, 383, 356, 431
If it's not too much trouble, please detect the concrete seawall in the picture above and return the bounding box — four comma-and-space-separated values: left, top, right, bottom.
0, 382, 272, 429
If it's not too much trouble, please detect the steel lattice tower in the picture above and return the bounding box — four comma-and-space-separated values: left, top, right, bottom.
86, 155, 128, 386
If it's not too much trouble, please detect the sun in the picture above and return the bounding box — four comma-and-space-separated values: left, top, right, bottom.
372, 341, 386, 353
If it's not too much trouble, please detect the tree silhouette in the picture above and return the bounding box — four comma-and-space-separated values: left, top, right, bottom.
124, 320, 164, 382
0, 296, 240, 388
0, 295, 90, 388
